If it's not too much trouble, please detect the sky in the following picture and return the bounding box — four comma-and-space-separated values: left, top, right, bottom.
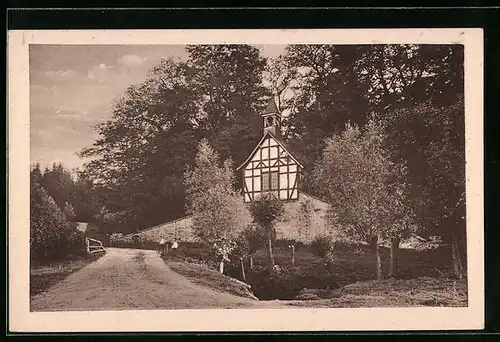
30, 44, 285, 171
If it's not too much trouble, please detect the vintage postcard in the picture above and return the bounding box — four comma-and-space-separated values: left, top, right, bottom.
8, 28, 484, 332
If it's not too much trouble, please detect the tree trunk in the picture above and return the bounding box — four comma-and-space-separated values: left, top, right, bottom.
219, 259, 224, 274
291, 245, 296, 267
451, 233, 463, 279
266, 237, 275, 275
371, 236, 383, 280
240, 257, 246, 282
389, 237, 401, 278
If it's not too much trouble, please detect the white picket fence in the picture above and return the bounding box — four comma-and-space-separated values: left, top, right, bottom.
86, 237, 106, 254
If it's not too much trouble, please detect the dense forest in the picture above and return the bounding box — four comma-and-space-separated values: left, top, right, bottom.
31, 44, 465, 272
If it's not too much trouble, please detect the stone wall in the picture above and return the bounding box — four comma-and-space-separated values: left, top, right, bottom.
128, 192, 331, 245
126, 215, 197, 243
275, 192, 332, 243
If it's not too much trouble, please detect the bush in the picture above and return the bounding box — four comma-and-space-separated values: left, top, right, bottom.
310, 234, 335, 259
30, 182, 87, 263
245, 265, 340, 300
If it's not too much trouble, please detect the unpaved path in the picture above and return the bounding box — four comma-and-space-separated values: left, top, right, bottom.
30, 248, 285, 311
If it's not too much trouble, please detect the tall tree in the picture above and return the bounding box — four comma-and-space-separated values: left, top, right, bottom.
312, 118, 414, 280
185, 44, 270, 167
184, 139, 250, 273
384, 99, 466, 278
279, 45, 372, 190
80, 58, 200, 229
40, 163, 76, 211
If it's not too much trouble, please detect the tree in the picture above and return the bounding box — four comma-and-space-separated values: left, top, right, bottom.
40, 163, 76, 211
185, 44, 270, 167
312, 117, 412, 280
383, 98, 466, 279
80, 45, 271, 231
184, 139, 249, 273
30, 174, 85, 263
79, 58, 200, 229
249, 192, 285, 275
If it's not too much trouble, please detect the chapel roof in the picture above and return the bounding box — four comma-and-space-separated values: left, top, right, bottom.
236, 131, 305, 170
262, 99, 280, 116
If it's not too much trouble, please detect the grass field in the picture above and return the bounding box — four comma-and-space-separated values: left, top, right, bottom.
30, 253, 105, 297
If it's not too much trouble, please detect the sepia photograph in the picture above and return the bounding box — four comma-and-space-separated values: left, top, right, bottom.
8, 28, 484, 332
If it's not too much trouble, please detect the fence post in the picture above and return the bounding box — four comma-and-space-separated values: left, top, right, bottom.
289, 245, 295, 267
240, 257, 246, 282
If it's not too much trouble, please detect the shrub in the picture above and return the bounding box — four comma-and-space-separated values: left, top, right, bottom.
30, 182, 87, 263
310, 234, 335, 259
245, 264, 340, 300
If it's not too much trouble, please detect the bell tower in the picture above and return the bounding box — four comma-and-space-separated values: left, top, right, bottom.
262, 99, 281, 137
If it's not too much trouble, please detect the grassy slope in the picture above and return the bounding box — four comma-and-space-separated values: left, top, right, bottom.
165, 260, 258, 300
286, 277, 468, 307
30, 253, 105, 297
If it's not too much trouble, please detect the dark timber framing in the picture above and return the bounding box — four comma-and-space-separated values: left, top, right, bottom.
241, 134, 302, 203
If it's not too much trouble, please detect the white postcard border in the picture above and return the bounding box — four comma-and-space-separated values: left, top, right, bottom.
8, 28, 484, 332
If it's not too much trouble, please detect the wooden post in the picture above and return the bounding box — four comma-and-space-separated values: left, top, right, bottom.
289, 245, 295, 267
240, 257, 246, 282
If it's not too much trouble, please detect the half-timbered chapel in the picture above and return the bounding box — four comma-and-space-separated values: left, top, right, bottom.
237, 100, 304, 203
134, 100, 332, 244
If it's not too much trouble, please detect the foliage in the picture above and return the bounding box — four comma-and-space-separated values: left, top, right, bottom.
30, 176, 86, 263
278, 44, 463, 192
184, 139, 249, 264
213, 237, 238, 264
79, 45, 270, 230
249, 192, 285, 274
310, 234, 336, 260
250, 192, 285, 230
312, 117, 415, 244
71, 44, 465, 276
232, 223, 263, 257
383, 99, 465, 241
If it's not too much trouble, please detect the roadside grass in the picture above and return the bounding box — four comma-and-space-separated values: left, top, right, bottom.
286, 277, 468, 307
165, 259, 258, 300
30, 253, 105, 297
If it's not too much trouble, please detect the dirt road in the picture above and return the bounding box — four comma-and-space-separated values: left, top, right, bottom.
30, 248, 283, 311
